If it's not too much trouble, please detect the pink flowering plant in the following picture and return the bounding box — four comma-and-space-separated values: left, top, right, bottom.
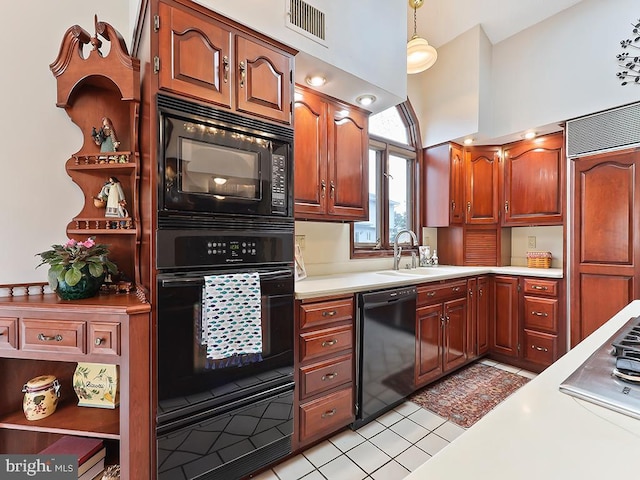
36, 237, 118, 289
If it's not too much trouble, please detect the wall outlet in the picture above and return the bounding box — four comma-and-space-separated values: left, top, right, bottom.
295, 235, 306, 250
527, 236, 536, 249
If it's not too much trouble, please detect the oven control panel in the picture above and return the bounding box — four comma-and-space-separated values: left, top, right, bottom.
207, 240, 257, 260
158, 230, 294, 268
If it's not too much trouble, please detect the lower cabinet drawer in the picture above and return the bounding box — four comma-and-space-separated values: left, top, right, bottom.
299, 325, 353, 362
21, 318, 85, 354
299, 387, 354, 444
0, 317, 18, 350
299, 354, 353, 399
89, 322, 121, 356
523, 329, 557, 366
523, 296, 558, 332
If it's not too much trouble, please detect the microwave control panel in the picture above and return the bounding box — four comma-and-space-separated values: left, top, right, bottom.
271, 154, 287, 214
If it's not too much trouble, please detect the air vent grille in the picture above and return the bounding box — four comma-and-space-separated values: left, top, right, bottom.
566, 102, 640, 158
287, 0, 326, 45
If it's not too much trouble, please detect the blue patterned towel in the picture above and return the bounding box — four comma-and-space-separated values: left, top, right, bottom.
202, 272, 263, 369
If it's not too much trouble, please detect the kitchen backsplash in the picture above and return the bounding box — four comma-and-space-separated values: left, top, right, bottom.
294, 222, 563, 276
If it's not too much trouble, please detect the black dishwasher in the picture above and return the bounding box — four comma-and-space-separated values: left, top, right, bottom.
352, 286, 417, 429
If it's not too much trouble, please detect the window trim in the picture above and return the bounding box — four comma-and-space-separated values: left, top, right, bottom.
350, 100, 422, 258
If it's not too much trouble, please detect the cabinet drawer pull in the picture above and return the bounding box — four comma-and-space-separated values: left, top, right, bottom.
426, 291, 436, 297
95, 337, 105, 346
531, 311, 548, 317
38, 333, 62, 342
532, 345, 548, 352
322, 339, 338, 347
531, 285, 548, 291
452, 286, 460, 292
322, 372, 338, 381
239, 61, 246, 88
322, 310, 337, 317
222, 55, 229, 83
321, 408, 337, 418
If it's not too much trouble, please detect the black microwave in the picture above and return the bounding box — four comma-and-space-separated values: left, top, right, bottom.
157, 94, 294, 221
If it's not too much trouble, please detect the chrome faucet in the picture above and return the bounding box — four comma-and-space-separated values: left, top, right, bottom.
393, 229, 418, 270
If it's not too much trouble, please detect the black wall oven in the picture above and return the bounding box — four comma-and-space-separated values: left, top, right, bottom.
158, 94, 293, 221
155, 227, 295, 480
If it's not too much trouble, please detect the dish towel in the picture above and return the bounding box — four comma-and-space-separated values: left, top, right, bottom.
201, 272, 263, 369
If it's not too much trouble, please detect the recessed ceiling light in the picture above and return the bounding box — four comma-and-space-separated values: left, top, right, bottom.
463, 138, 474, 145
305, 75, 326, 87
356, 94, 376, 107
523, 131, 537, 140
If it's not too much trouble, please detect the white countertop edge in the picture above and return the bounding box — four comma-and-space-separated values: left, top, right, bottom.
404, 300, 640, 479
295, 265, 563, 299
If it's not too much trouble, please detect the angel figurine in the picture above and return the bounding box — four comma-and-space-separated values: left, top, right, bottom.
91, 117, 120, 154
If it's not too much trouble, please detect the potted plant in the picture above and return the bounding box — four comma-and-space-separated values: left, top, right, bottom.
36, 237, 118, 300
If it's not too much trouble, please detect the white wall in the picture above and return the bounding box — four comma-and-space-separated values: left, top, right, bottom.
413, 0, 640, 146
0, 1, 130, 284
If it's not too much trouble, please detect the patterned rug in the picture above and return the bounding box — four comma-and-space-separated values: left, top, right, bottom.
408, 363, 530, 428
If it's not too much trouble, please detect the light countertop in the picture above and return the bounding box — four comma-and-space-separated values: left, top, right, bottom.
405, 300, 640, 479
295, 265, 563, 300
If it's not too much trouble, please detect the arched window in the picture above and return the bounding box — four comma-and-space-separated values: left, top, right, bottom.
352, 101, 421, 256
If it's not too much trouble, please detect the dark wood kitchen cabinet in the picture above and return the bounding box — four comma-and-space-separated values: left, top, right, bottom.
294, 295, 355, 451
571, 147, 640, 346
502, 132, 564, 226
465, 146, 501, 224
415, 279, 468, 388
294, 86, 369, 221
156, 0, 295, 123
0, 287, 151, 479
522, 278, 560, 368
468, 276, 490, 358
491, 275, 520, 359
424, 143, 465, 226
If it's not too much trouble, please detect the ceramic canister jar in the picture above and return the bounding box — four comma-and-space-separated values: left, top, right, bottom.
22, 375, 61, 421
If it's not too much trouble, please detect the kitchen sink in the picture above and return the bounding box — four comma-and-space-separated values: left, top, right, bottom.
376, 267, 456, 278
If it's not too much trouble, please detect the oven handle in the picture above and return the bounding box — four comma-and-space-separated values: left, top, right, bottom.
160, 269, 293, 287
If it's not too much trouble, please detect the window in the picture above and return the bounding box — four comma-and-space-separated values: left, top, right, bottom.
352, 102, 421, 256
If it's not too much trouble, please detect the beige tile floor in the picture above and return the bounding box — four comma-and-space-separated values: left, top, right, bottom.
253, 359, 537, 480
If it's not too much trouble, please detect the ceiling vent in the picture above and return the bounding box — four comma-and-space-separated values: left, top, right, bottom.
286, 0, 327, 46
566, 102, 640, 158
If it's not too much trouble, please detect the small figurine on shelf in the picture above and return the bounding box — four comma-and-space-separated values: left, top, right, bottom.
97, 177, 128, 225
92, 117, 120, 162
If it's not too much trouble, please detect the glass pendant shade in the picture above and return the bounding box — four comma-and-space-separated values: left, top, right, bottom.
407, 35, 438, 74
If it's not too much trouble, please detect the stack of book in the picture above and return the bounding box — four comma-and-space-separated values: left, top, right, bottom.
40, 435, 106, 479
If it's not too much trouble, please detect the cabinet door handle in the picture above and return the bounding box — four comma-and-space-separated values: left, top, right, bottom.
320, 180, 326, 198
532, 345, 548, 352
469, 289, 473, 296
479, 288, 483, 297
427, 291, 436, 297
531, 311, 548, 317
504, 201, 509, 212
222, 55, 229, 83
322, 310, 337, 317
322, 339, 338, 347
38, 333, 62, 342
531, 285, 548, 291
239, 61, 246, 88
321, 408, 337, 418
330, 181, 335, 199
322, 372, 338, 381
467, 201, 471, 212
451, 200, 456, 211
95, 337, 105, 346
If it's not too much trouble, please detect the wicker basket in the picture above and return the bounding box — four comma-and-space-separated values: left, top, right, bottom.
526, 251, 552, 268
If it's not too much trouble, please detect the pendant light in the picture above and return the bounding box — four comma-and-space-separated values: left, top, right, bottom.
407, 0, 437, 74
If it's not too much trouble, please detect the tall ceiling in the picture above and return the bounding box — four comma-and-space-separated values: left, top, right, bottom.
409, 0, 585, 48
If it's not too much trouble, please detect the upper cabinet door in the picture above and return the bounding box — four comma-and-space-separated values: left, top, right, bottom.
465, 147, 500, 224
327, 103, 369, 220
235, 36, 293, 124
450, 144, 465, 224
294, 89, 328, 217
502, 132, 564, 226
157, 2, 232, 109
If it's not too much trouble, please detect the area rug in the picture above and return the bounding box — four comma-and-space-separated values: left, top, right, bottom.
408, 363, 530, 428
